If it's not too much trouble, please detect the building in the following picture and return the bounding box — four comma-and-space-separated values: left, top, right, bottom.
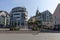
28, 16, 36, 23
28, 16, 36, 29
35, 9, 42, 22
29, 9, 53, 29
53, 4, 60, 30
41, 10, 53, 29
10, 7, 28, 29
35, 10, 53, 29
0, 11, 10, 28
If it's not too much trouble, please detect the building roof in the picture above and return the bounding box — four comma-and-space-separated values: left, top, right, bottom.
41, 10, 51, 13
12, 7, 26, 10
0, 10, 10, 16
53, 3, 60, 16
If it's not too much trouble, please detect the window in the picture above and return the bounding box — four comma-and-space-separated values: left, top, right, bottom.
14, 14, 20, 15
21, 22, 24, 25
16, 17, 20, 18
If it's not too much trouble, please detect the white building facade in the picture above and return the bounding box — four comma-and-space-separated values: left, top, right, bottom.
0, 11, 10, 28
53, 4, 60, 30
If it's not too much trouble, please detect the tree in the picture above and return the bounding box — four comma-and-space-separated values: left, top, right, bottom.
10, 21, 20, 31
33, 20, 42, 31
28, 21, 33, 29
28, 20, 42, 31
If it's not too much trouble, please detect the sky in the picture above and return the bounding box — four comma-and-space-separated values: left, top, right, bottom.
0, 0, 60, 18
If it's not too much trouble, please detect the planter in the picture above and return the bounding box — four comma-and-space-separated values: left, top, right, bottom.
10, 27, 20, 31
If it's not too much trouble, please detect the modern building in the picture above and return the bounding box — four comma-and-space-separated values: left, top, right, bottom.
10, 7, 28, 29
53, 4, 60, 29
0, 11, 10, 28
